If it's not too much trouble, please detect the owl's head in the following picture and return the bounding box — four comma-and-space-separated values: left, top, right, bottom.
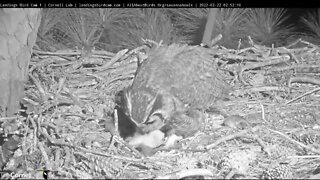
117, 88, 184, 138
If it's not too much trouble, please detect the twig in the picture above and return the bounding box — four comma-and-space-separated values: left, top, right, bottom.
300, 39, 320, 49
288, 155, 320, 159
156, 168, 214, 179
33, 50, 81, 56
205, 126, 259, 150
142, 39, 162, 48
29, 115, 38, 153
36, 124, 167, 165
225, 168, 237, 179
266, 128, 320, 155
240, 134, 270, 155
288, 76, 320, 87
38, 140, 53, 170
241, 55, 291, 72
260, 103, 270, 125
265, 64, 320, 74
122, 45, 148, 61
75, 148, 172, 168
237, 39, 242, 50
0, 116, 17, 122
97, 49, 128, 70
248, 36, 254, 46
286, 38, 301, 48
57, 77, 66, 94
29, 73, 47, 100
233, 86, 289, 95
285, 87, 320, 105
114, 109, 119, 137
210, 34, 222, 47
116, 162, 132, 178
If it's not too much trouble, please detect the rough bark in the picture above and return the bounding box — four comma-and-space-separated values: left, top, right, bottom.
202, 8, 218, 46
0, 8, 41, 117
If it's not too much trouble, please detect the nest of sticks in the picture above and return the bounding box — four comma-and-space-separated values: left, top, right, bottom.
1, 37, 320, 179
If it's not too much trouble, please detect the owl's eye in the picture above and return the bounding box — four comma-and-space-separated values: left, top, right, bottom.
146, 113, 164, 125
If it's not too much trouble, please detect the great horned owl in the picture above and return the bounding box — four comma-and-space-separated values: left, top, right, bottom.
117, 44, 230, 149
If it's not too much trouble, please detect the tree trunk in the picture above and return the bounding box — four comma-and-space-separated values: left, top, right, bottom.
0, 8, 41, 117
202, 8, 218, 46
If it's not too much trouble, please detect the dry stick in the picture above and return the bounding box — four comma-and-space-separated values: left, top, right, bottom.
156, 168, 214, 179
55, 55, 76, 62
285, 87, 320, 105
295, 65, 320, 73
260, 103, 270, 125
300, 40, 320, 49
287, 49, 300, 63
121, 44, 148, 61
184, 132, 205, 149
29, 115, 38, 153
210, 34, 223, 47
248, 36, 254, 46
225, 168, 238, 179
238, 46, 262, 54
247, 36, 270, 53
114, 109, 119, 137
286, 38, 301, 48
0, 116, 17, 122
234, 86, 289, 96
33, 50, 82, 56
238, 55, 290, 85
288, 155, 320, 159
116, 162, 132, 178
63, 146, 72, 167
37, 123, 169, 166
242, 55, 291, 71
29, 73, 46, 99
38, 140, 53, 171
104, 75, 135, 88
237, 39, 242, 51
91, 49, 115, 56
308, 174, 320, 179
108, 109, 119, 151
205, 126, 259, 150
97, 49, 128, 70
265, 64, 320, 74
266, 128, 320, 155
276, 46, 300, 63
240, 134, 270, 155
22, 116, 30, 156
76, 147, 170, 167
142, 38, 162, 48
57, 77, 66, 94
289, 76, 320, 86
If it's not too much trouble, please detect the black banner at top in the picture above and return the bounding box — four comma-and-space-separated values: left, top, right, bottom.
0, 1, 319, 8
